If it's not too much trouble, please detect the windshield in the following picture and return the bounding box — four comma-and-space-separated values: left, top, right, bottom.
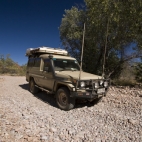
53, 58, 80, 71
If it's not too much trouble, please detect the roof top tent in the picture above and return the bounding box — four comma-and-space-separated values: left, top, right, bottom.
26, 46, 68, 57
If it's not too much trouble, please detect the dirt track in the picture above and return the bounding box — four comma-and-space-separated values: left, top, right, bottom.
0, 76, 142, 142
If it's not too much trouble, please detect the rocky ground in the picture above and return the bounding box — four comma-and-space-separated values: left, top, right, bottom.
0, 76, 142, 142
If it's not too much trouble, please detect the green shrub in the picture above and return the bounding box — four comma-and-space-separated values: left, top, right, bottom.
112, 79, 136, 87
0, 54, 26, 76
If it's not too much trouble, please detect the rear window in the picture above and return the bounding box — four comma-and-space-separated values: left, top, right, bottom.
28, 58, 41, 67
28, 58, 35, 67
34, 58, 41, 67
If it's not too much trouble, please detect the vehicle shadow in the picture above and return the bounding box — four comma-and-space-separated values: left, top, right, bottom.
19, 84, 57, 108
19, 83, 29, 90
19, 84, 96, 110
75, 99, 96, 108
34, 91, 58, 108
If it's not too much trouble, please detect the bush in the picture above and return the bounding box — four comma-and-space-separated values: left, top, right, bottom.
112, 79, 136, 87
0, 54, 26, 76
135, 62, 142, 83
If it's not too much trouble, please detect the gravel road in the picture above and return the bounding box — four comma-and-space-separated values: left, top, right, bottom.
0, 76, 142, 142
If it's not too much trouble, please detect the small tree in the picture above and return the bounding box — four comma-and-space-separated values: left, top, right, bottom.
59, 0, 142, 78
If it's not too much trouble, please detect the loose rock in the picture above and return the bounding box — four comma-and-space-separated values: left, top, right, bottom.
0, 76, 141, 142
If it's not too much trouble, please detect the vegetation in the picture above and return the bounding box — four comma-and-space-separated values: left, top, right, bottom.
0, 54, 26, 76
59, 0, 142, 81
1, 0, 142, 85
135, 61, 142, 83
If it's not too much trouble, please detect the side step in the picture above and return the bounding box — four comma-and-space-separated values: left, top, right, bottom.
35, 85, 53, 94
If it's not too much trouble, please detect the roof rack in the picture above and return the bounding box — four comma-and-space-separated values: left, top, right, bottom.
26, 46, 68, 57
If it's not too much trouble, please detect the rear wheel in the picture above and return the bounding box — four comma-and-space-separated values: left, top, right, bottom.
56, 87, 75, 111
29, 78, 39, 94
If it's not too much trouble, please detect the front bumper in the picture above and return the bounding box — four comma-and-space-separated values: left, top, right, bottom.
70, 79, 110, 99
70, 89, 107, 99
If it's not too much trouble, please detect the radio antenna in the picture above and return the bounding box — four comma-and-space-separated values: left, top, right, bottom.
79, 23, 85, 81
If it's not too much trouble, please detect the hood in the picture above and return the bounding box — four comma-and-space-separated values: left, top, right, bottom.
55, 71, 102, 80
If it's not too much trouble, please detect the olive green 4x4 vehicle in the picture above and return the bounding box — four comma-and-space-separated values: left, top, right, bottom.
26, 47, 110, 110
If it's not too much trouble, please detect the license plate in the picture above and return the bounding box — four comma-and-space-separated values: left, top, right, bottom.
97, 88, 105, 94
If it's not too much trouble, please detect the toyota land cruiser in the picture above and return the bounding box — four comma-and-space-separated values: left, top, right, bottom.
26, 47, 110, 110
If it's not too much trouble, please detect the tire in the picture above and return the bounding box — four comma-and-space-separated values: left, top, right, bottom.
56, 87, 75, 111
29, 78, 39, 94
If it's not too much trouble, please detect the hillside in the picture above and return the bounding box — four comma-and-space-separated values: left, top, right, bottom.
0, 55, 26, 76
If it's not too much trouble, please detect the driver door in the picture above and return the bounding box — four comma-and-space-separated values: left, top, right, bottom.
41, 59, 54, 90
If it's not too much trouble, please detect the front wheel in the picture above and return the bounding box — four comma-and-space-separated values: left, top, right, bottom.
56, 87, 75, 111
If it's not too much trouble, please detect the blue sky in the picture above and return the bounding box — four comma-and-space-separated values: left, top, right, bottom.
0, 0, 84, 65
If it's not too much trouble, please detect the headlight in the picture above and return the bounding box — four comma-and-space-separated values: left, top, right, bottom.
80, 81, 85, 87
99, 80, 104, 85
104, 81, 108, 87
94, 82, 99, 88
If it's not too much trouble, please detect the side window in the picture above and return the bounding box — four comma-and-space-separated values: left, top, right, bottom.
28, 58, 35, 67
44, 59, 51, 72
34, 58, 41, 67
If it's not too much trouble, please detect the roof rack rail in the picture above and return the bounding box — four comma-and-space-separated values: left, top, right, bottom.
26, 46, 68, 56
